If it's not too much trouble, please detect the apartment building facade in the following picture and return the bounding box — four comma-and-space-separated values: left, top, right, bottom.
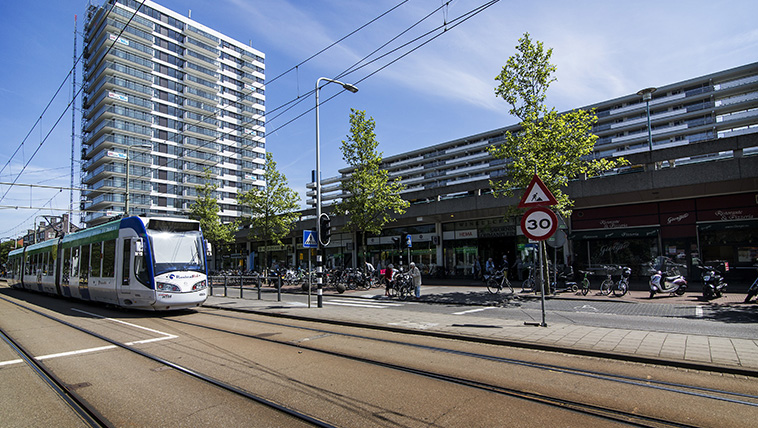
81, 0, 266, 226
280, 63, 757, 281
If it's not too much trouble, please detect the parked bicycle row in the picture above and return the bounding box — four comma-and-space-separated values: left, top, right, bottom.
482, 257, 757, 301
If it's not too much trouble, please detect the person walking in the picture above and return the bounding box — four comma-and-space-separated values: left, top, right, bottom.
409, 262, 422, 298
513, 255, 524, 281
473, 256, 482, 280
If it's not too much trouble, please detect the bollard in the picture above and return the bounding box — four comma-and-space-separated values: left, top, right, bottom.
239, 274, 244, 299
257, 276, 262, 300
223, 276, 228, 297
277, 275, 282, 301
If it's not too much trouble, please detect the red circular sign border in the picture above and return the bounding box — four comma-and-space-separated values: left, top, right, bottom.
520, 207, 558, 241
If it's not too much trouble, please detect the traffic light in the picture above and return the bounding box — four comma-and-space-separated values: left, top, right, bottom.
318, 213, 331, 246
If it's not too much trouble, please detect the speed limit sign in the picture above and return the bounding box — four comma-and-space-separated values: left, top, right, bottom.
520, 207, 558, 241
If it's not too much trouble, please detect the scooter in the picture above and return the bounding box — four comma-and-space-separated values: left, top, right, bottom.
695, 261, 727, 300
649, 257, 687, 298
547, 266, 578, 295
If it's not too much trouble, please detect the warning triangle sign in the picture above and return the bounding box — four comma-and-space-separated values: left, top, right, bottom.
518, 174, 558, 208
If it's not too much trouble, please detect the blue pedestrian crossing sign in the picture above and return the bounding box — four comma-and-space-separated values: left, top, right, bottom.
303, 230, 318, 248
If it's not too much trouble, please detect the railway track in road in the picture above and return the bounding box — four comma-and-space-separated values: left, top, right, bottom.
0, 328, 109, 428
0, 295, 333, 428
2, 289, 757, 427
171, 308, 758, 427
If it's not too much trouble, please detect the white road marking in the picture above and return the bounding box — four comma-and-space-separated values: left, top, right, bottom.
452, 307, 497, 315
0, 308, 180, 367
388, 320, 439, 330
695, 306, 704, 318
329, 298, 405, 306
323, 299, 406, 308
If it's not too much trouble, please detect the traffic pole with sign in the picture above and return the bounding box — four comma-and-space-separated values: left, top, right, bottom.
518, 175, 558, 328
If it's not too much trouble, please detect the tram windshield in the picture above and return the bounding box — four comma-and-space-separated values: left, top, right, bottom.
148, 230, 206, 276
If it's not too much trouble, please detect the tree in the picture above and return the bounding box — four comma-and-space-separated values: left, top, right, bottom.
0, 240, 17, 274
489, 33, 628, 218
188, 168, 237, 270
333, 108, 410, 266
237, 152, 300, 272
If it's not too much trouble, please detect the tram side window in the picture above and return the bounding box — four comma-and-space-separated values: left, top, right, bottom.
24, 254, 30, 275
71, 247, 79, 278
122, 239, 131, 285
42, 252, 49, 276
79, 244, 90, 284
91, 242, 102, 277
62, 248, 71, 284
135, 240, 149, 285
102, 239, 116, 278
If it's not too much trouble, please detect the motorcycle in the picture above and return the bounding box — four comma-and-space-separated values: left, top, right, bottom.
694, 260, 728, 300
649, 256, 687, 298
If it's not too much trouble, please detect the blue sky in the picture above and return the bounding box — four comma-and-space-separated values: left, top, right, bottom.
1, 0, 756, 239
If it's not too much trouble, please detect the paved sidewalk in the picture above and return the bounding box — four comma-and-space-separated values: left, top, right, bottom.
204, 282, 758, 377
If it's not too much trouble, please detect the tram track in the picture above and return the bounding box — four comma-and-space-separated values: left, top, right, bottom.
168, 308, 758, 428
0, 295, 334, 428
2, 292, 756, 427
0, 327, 111, 428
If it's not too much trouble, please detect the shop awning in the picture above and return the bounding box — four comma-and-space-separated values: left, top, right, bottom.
697, 219, 758, 232
569, 226, 659, 240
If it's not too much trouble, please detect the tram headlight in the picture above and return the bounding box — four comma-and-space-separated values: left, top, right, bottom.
192, 280, 207, 291
156, 282, 181, 292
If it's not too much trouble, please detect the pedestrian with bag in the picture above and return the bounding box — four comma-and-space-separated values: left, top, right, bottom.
409, 262, 422, 299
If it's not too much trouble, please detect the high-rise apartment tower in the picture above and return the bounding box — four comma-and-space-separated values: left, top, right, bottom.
82, 0, 265, 226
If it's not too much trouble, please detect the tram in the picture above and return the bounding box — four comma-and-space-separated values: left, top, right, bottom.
6, 216, 210, 311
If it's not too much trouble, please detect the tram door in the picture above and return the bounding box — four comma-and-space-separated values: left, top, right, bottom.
119, 238, 132, 297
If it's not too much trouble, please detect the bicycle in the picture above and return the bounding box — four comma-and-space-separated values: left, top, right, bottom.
578, 270, 592, 296
599, 266, 615, 296
520, 265, 537, 293
393, 271, 414, 300
600, 265, 630, 297
486, 268, 514, 294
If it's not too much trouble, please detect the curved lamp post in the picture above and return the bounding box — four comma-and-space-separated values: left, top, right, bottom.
315, 77, 358, 307
637, 87, 657, 152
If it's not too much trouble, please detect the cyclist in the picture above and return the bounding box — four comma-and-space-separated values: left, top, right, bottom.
384, 264, 395, 297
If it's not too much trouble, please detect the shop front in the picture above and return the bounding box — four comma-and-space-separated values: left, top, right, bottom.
570, 193, 758, 284
695, 193, 758, 283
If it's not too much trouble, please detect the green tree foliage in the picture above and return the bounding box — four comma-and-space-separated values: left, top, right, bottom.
489, 33, 628, 218
188, 169, 237, 258
333, 109, 410, 257
0, 240, 17, 273
237, 152, 300, 270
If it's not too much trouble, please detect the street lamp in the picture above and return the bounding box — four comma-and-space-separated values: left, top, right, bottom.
637, 87, 657, 152
315, 77, 358, 307
124, 143, 153, 216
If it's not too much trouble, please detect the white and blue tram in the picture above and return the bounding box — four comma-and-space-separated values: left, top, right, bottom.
7, 216, 210, 311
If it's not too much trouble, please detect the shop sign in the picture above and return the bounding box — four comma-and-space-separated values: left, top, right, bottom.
454, 230, 478, 240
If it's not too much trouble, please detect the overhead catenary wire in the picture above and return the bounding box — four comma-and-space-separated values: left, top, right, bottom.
92, 0, 468, 189
0, 0, 147, 207
6, 0, 501, 235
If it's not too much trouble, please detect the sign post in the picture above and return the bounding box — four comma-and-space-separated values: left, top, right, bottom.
303, 230, 318, 307
518, 175, 558, 328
